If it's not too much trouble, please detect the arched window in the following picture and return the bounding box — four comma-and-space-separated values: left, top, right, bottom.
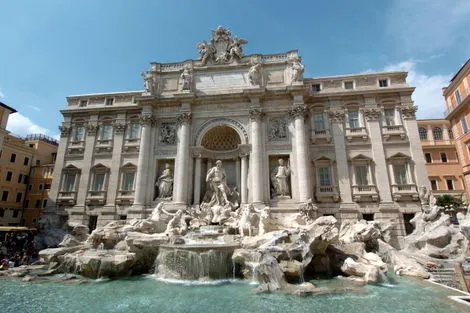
433, 127, 443, 140
418, 128, 427, 140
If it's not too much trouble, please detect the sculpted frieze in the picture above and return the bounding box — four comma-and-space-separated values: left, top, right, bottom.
159, 123, 177, 145
398, 105, 417, 120
268, 116, 288, 141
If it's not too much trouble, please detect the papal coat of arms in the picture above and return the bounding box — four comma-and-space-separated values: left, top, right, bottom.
196, 26, 248, 65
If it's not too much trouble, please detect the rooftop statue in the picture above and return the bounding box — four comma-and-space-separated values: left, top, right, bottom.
195, 26, 248, 65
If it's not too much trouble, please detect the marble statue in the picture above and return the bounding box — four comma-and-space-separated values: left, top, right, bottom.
196, 40, 215, 65
418, 186, 431, 207
297, 199, 317, 224
156, 163, 174, 200
179, 67, 192, 91
165, 209, 187, 236
205, 160, 231, 206
238, 204, 255, 237
228, 37, 248, 61
141, 71, 155, 94
271, 158, 290, 197
290, 56, 304, 83
258, 206, 271, 236
248, 62, 262, 86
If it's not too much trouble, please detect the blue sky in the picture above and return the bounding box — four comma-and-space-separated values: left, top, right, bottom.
1, 0, 469, 138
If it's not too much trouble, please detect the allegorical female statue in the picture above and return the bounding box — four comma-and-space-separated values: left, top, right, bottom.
156, 163, 173, 199
271, 158, 291, 197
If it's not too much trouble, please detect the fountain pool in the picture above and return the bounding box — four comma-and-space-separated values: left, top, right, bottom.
0, 276, 468, 313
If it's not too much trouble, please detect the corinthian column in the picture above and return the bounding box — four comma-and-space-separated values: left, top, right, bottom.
290, 103, 312, 202
173, 112, 192, 204
249, 108, 264, 203
133, 113, 154, 207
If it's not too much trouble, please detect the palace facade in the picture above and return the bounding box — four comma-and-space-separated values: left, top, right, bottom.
47, 27, 427, 245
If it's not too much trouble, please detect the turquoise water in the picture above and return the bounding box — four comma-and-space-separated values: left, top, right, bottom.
0, 276, 468, 313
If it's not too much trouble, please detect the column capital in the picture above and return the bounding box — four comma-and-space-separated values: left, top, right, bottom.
362, 107, 382, 121
326, 109, 346, 123
398, 105, 417, 120
176, 112, 192, 125
86, 122, 98, 135
58, 124, 72, 137
249, 108, 264, 121
113, 120, 127, 134
289, 104, 308, 119
139, 113, 155, 126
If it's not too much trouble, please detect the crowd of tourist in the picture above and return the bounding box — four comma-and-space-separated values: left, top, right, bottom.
0, 231, 37, 270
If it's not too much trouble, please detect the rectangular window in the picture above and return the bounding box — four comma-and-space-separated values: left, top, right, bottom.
127, 122, 141, 139
63, 173, 76, 192
384, 108, 395, 126
461, 116, 468, 133
344, 81, 354, 90
379, 79, 389, 87
72, 126, 85, 142
0, 208, 4, 217
44, 184, 51, 190
455, 90, 462, 104
1, 191, 8, 201
122, 172, 136, 190
446, 179, 454, 190
99, 124, 113, 141
12, 210, 19, 218
25, 200, 29, 208
354, 165, 369, 185
425, 153, 432, 163
39, 184, 43, 191
312, 84, 321, 92
348, 110, 360, 128
10, 153, 16, 163
43, 199, 47, 208
17, 174, 23, 183
23, 157, 29, 166
440, 152, 448, 163
105, 98, 114, 106
79, 100, 88, 107
28, 185, 32, 191
313, 113, 325, 130
430, 180, 438, 190
23, 175, 28, 184
6, 171, 12, 182
16, 192, 22, 202
318, 167, 331, 186
393, 164, 408, 185
93, 173, 106, 191
35, 200, 41, 208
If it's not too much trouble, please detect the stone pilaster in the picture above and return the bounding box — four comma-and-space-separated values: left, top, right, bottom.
105, 116, 126, 205
133, 112, 154, 208
173, 112, 192, 204
240, 152, 248, 204
399, 104, 428, 188
76, 116, 99, 209
327, 109, 353, 203
193, 151, 202, 205
289, 100, 312, 202
363, 107, 393, 202
249, 105, 264, 203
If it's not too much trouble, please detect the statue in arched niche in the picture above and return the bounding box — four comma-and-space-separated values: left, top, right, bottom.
155, 163, 173, 200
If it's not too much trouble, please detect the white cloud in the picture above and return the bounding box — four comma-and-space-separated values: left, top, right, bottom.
387, 0, 470, 54
0, 88, 5, 99
381, 61, 451, 119
6, 112, 58, 138
27, 105, 41, 112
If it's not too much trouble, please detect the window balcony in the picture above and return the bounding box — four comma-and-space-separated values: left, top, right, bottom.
95, 140, 113, 153
67, 140, 85, 155
86, 190, 107, 205
116, 190, 135, 204
352, 185, 379, 202
123, 138, 140, 152
315, 185, 339, 202
57, 191, 77, 205
391, 184, 419, 201
345, 127, 368, 142
311, 129, 331, 144
382, 125, 406, 141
